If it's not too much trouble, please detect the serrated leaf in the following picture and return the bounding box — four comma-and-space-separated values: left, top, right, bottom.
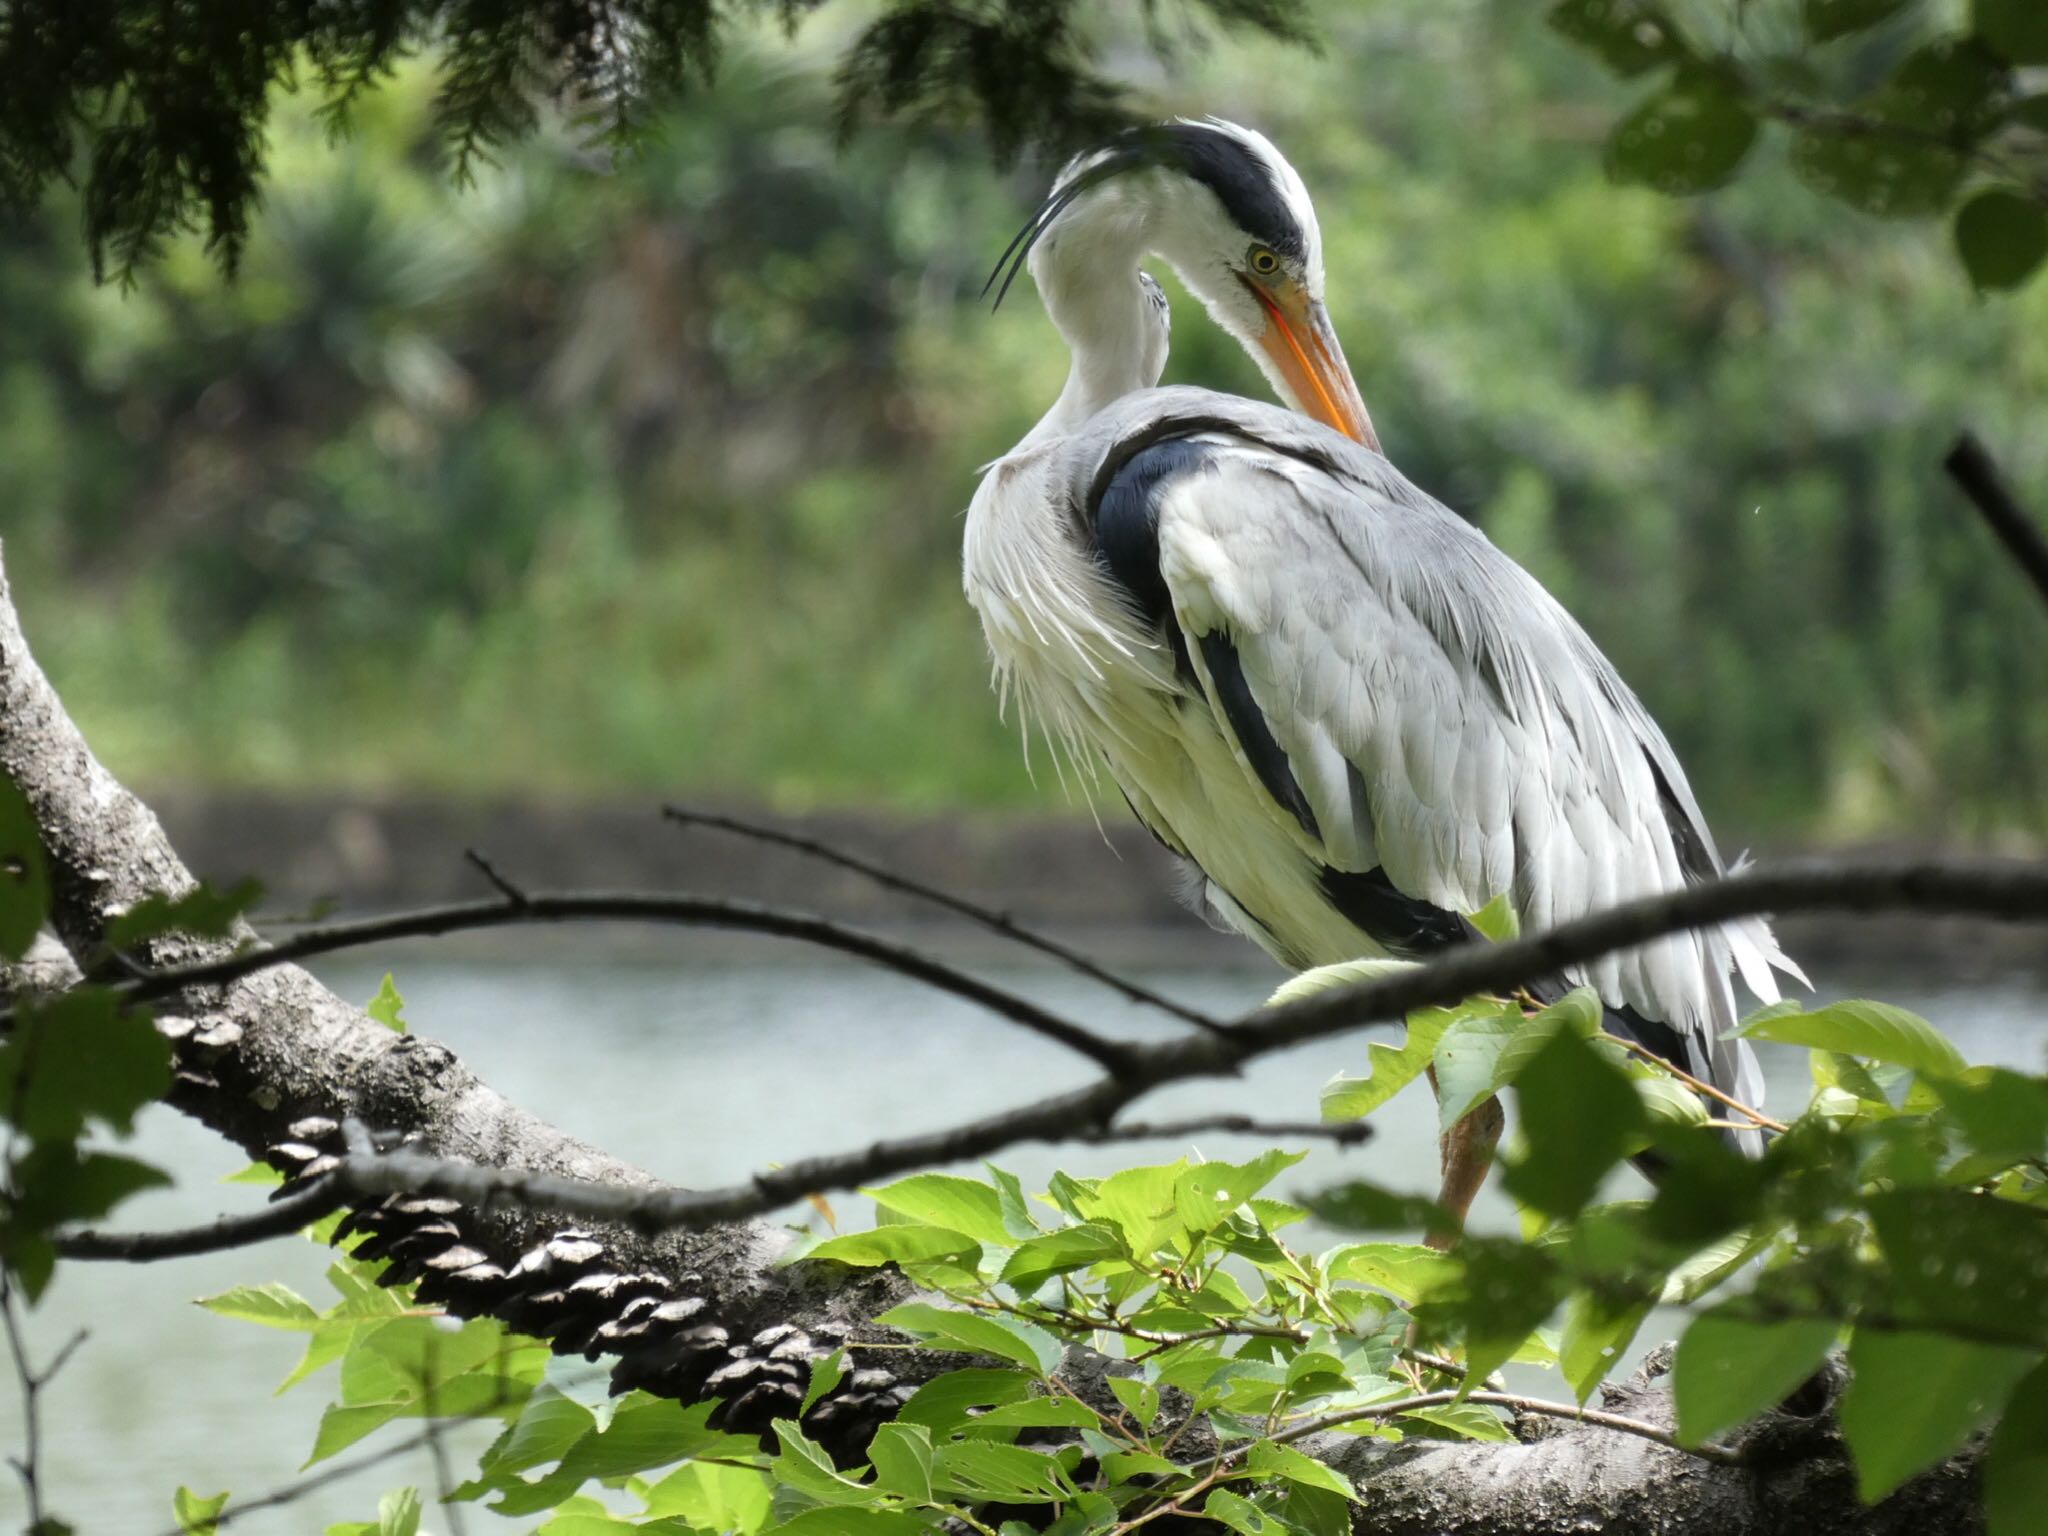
802, 1348, 845, 1415
1955, 190, 2048, 291
198, 1283, 323, 1331
895, 1368, 1036, 1432
807, 1224, 982, 1269
1246, 1439, 1358, 1498
868, 1422, 933, 1502
876, 1303, 1063, 1375
307, 1401, 406, 1465
1605, 71, 1759, 194
966, 1398, 1098, 1431
1433, 1003, 1520, 1132
999, 1224, 1125, 1293
1107, 1376, 1159, 1431
1174, 1150, 1306, 1235
1673, 1311, 1837, 1445
1203, 1488, 1286, 1536
928, 1440, 1076, 1503
1737, 1000, 1965, 1079
640, 1461, 771, 1532
1322, 1005, 1452, 1121
984, 1163, 1039, 1239
1268, 955, 1417, 1008
1324, 1240, 1451, 1302
174, 1487, 229, 1535
773, 1419, 880, 1507
1401, 1401, 1518, 1441
864, 1173, 1013, 1245
366, 973, 408, 1033
1841, 1329, 2036, 1501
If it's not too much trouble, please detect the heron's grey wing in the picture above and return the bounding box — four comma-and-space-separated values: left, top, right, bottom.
1094, 407, 1798, 1086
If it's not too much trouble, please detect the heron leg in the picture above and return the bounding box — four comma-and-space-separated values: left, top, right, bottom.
1424, 1068, 1505, 1251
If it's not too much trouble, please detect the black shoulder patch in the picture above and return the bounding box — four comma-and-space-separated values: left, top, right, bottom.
1197, 631, 1320, 840
1093, 438, 1209, 684
1317, 865, 1468, 956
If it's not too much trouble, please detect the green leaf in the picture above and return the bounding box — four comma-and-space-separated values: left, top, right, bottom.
1933, 1068, 2048, 1162
308, 1401, 406, 1465
1322, 1005, 1452, 1121
1304, 1182, 1460, 1240
1547, 0, 1691, 77
868, 1421, 933, 1503
1503, 1029, 1647, 1217
0, 991, 171, 1140
1955, 190, 2048, 291
1804, 0, 1911, 41
773, 1419, 880, 1507
864, 1173, 1013, 1245
928, 1440, 1076, 1503
1107, 1376, 1160, 1431
1986, 1360, 2048, 1536
198, 1283, 323, 1330
1841, 1329, 2036, 1501
1605, 70, 1760, 195
1268, 955, 1416, 1008
9, 1144, 171, 1233
999, 1224, 1125, 1293
1203, 1488, 1287, 1536
1412, 1239, 1564, 1386
766, 1511, 929, 1536
1076, 1161, 1187, 1254
1246, 1440, 1358, 1499
985, 1164, 1039, 1239
1432, 1003, 1520, 1133
1558, 1291, 1651, 1403
376, 1488, 421, 1536
1978, 0, 2048, 65
875, 1303, 1063, 1375
640, 1461, 771, 1532
1173, 1150, 1306, 1235
1324, 1240, 1452, 1302
1736, 1000, 1965, 1079
1790, 130, 1966, 219
106, 878, 261, 949
1400, 1401, 1517, 1442
807, 1224, 982, 1269
366, 973, 408, 1033
1866, 1189, 2048, 1343
1673, 1310, 1837, 1445
966, 1397, 1097, 1431
801, 1348, 845, 1415
174, 1487, 229, 1535
895, 1368, 1036, 1432
0, 777, 52, 961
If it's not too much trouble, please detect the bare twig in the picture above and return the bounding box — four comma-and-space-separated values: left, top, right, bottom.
662, 804, 1229, 1033
463, 848, 529, 906
79, 892, 1141, 1075
59, 856, 2048, 1234
1082, 1115, 1372, 1146
1, 1273, 86, 1529
1607, 1035, 1788, 1134
1945, 432, 2048, 616
145, 1426, 446, 1536
53, 1177, 345, 1261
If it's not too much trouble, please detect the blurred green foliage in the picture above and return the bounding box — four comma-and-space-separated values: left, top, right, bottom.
4, 1, 2045, 839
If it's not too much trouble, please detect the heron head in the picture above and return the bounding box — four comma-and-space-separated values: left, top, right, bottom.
993, 119, 1376, 449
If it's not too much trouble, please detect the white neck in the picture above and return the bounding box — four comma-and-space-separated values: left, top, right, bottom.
1013, 191, 1166, 450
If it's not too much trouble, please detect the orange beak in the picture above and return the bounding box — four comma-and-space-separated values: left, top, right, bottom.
1243, 278, 1379, 453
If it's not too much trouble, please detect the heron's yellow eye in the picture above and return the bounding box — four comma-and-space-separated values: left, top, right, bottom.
1247, 245, 1281, 277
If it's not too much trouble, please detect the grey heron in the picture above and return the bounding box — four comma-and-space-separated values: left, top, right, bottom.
962, 120, 1805, 1232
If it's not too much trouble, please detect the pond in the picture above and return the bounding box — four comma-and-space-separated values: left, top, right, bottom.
4, 939, 2044, 1534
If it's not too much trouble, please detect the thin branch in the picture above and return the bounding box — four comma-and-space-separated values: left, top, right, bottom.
79, 856, 2048, 1235
1081, 1115, 1372, 1146
145, 1426, 448, 1536
663, 803, 1230, 1034
1, 1275, 86, 1529
84, 891, 1141, 1075
1224, 1387, 1744, 1468
463, 847, 529, 905
1607, 1035, 1788, 1134
1946, 432, 2048, 616
53, 1177, 345, 1261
